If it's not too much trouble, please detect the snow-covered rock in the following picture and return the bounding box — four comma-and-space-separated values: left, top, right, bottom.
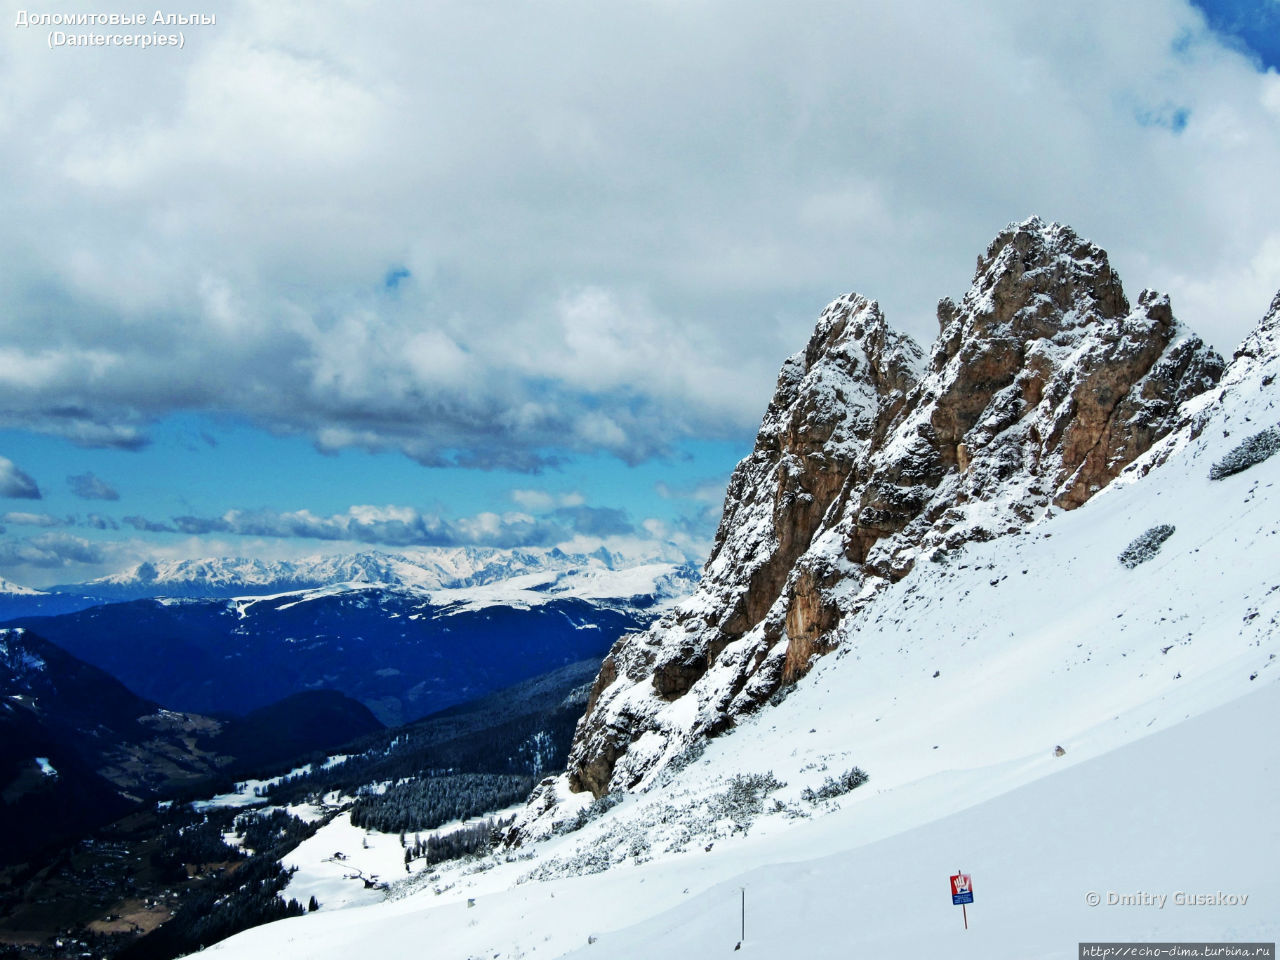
544, 217, 1227, 810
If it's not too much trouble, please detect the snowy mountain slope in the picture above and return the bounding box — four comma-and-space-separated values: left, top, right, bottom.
206, 443, 1278, 956
2, 546, 697, 626
423, 561, 699, 613
201, 679, 1280, 960
199, 240, 1280, 956
501, 300, 1279, 837
560, 680, 1280, 960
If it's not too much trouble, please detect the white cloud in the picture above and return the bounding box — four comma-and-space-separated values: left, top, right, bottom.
116, 500, 635, 550
655, 479, 731, 504
0, 0, 1277, 466
0, 512, 62, 528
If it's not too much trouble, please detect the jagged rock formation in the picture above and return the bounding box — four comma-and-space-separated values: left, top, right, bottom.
557, 217, 1226, 804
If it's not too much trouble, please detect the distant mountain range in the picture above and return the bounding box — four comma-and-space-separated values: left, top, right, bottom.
64, 544, 694, 598
2, 549, 699, 727
0, 546, 699, 619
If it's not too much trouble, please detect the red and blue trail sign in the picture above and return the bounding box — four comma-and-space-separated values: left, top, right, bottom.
950, 872, 973, 906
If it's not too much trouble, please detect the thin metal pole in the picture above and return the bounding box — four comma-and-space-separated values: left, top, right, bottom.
741, 887, 745, 941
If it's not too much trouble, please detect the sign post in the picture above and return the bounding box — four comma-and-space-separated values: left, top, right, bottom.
950, 871, 973, 929
733, 886, 745, 951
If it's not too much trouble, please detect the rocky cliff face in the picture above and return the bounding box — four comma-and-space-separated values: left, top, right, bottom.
547, 218, 1228, 810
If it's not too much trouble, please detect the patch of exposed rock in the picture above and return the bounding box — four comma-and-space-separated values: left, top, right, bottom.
524, 217, 1229, 822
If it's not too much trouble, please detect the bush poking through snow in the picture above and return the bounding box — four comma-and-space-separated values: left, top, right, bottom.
801, 767, 869, 803
1209, 426, 1280, 480
706, 772, 786, 832
551, 791, 625, 837
517, 771, 791, 882
1118, 525, 1176, 569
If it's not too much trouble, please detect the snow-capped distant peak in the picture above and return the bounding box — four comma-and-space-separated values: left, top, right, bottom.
0, 576, 44, 596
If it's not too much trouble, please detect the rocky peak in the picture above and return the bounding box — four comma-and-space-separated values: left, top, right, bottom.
934, 216, 1128, 369
702, 295, 924, 644
851, 222, 1223, 579
525, 219, 1227, 824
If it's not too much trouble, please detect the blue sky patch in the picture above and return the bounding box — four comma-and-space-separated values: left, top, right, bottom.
1188, 0, 1280, 71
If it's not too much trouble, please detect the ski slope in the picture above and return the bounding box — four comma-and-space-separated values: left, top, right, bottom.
200, 679, 1280, 960
568, 680, 1280, 959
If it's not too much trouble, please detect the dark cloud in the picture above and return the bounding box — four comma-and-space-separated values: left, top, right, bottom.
67, 472, 120, 501
171, 515, 232, 535
550, 506, 634, 537
0, 533, 105, 569
123, 515, 177, 533
0, 457, 41, 500
84, 513, 119, 531
0, 413, 149, 452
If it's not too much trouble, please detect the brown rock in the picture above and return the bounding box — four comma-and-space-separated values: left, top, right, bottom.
560, 217, 1224, 800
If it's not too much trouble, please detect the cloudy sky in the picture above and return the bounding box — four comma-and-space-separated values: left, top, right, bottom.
0, 0, 1277, 586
